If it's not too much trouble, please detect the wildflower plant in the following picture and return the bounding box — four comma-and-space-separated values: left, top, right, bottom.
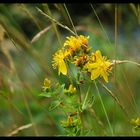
1, 4, 140, 137
41, 35, 140, 136
40, 35, 116, 136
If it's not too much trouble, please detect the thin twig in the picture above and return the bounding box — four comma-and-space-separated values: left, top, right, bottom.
7, 123, 33, 136
114, 3, 118, 83
36, 7, 76, 36
98, 80, 128, 117
31, 25, 52, 43
63, 4, 77, 35
112, 60, 140, 68
20, 4, 42, 30
43, 4, 62, 47
90, 3, 112, 48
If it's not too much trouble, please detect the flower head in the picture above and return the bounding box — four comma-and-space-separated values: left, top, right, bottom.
61, 116, 81, 128
42, 78, 51, 91
84, 50, 112, 82
64, 35, 89, 55
68, 84, 76, 94
64, 48, 72, 58
61, 116, 73, 128
64, 84, 76, 95
64, 36, 81, 51
78, 35, 89, 46
52, 49, 67, 75
131, 117, 140, 128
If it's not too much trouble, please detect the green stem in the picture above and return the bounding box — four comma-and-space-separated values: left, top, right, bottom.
76, 71, 85, 134
43, 4, 62, 47
94, 80, 114, 136
98, 80, 128, 117
67, 63, 74, 85
114, 3, 118, 84
90, 3, 112, 48
63, 4, 78, 36
36, 7, 76, 36
82, 86, 91, 110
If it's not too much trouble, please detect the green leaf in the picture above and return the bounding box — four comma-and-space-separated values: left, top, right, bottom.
55, 84, 65, 94
39, 84, 65, 98
61, 104, 77, 112
49, 100, 61, 111
39, 91, 55, 98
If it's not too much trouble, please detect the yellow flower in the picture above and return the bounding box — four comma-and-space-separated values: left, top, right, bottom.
64, 84, 76, 94
68, 84, 76, 94
64, 36, 81, 50
64, 35, 89, 54
52, 50, 67, 75
42, 78, 51, 91
64, 48, 72, 58
61, 116, 73, 128
78, 35, 89, 46
84, 50, 112, 82
67, 115, 73, 125
131, 117, 140, 128
61, 116, 81, 128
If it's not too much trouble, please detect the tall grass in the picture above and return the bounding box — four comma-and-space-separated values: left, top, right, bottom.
0, 3, 140, 136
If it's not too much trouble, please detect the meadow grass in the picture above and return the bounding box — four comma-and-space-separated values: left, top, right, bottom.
0, 3, 140, 136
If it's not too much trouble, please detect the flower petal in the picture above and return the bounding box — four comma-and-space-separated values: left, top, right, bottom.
101, 70, 109, 82
95, 50, 102, 60
58, 60, 67, 75
91, 69, 100, 80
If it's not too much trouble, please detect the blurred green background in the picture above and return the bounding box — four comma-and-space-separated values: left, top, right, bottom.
0, 3, 140, 136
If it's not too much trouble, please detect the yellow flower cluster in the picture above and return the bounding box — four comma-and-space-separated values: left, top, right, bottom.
52, 35, 113, 83
52, 35, 89, 75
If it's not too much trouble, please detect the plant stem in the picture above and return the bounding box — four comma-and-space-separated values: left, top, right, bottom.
94, 80, 114, 136
82, 86, 91, 110
77, 72, 85, 134
63, 4, 78, 36
98, 80, 128, 117
36, 7, 76, 36
112, 60, 140, 68
90, 3, 112, 48
114, 3, 118, 84
43, 4, 62, 47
